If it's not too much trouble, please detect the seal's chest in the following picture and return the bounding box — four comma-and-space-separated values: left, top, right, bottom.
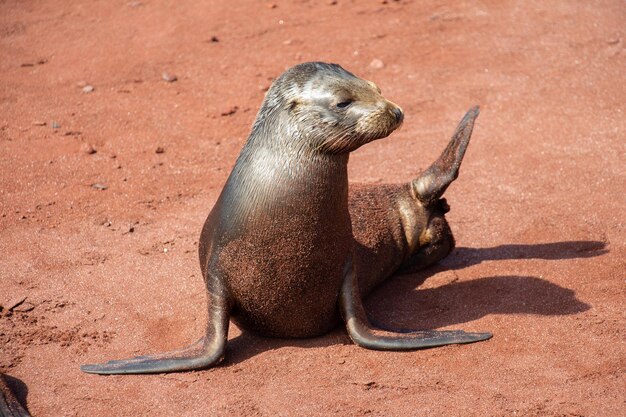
218, 218, 350, 337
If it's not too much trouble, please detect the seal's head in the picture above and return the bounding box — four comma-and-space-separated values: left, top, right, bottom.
254, 62, 403, 154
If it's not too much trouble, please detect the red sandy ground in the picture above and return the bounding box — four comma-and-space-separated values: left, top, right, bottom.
1, 1, 624, 416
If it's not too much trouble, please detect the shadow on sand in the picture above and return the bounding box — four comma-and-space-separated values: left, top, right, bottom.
224, 240, 605, 365
444, 240, 608, 267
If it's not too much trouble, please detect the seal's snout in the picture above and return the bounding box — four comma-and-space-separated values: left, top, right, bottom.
392, 107, 404, 124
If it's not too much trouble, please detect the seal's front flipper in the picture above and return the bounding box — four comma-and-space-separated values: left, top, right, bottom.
412, 106, 479, 206
80, 335, 226, 374
340, 258, 491, 350
81, 271, 231, 375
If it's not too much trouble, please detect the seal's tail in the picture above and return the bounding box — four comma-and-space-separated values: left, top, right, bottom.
411, 106, 479, 205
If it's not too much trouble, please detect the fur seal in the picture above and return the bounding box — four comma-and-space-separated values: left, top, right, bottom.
81, 62, 490, 374
0, 374, 31, 417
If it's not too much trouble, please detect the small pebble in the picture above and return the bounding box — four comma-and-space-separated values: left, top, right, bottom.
91, 183, 108, 191
162, 72, 178, 82
155, 146, 165, 154
12, 301, 35, 312
210, 36, 219, 42
82, 85, 94, 93
6, 297, 27, 311
99, 218, 112, 227
82, 144, 97, 154
220, 106, 239, 116
369, 58, 384, 70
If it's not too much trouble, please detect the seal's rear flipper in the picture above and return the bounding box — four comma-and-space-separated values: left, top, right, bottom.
81, 271, 231, 375
340, 257, 492, 350
412, 106, 479, 206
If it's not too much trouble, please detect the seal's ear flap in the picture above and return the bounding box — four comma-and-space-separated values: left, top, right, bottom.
412, 106, 479, 206
287, 99, 299, 112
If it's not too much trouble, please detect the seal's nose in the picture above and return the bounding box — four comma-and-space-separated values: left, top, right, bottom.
392, 107, 404, 124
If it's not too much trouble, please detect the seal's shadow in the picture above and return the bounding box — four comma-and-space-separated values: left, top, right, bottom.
224, 240, 604, 365
445, 240, 608, 267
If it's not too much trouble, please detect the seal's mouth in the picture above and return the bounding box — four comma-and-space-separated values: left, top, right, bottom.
316, 101, 404, 154
356, 102, 404, 142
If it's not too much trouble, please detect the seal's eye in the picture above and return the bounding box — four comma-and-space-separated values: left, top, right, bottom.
336, 100, 353, 109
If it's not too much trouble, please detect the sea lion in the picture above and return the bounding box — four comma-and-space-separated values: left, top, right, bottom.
0, 374, 31, 417
81, 62, 490, 374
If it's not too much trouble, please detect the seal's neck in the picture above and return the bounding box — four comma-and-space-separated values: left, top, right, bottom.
213, 109, 352, 236
231, 112, 348, 198
243, 108, 350, 175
